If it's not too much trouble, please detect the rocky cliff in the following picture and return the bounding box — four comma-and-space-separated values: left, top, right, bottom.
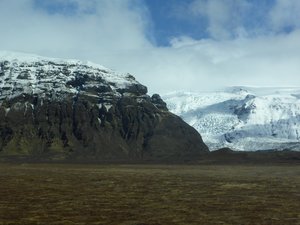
0, 52, 208, 161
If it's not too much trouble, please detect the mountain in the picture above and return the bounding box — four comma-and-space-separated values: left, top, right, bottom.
163, 87, 300, 151
0, 51, 208, 162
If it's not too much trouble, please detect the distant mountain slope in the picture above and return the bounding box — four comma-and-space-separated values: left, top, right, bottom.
163, 87, 300, 151
0, 51, 208, 161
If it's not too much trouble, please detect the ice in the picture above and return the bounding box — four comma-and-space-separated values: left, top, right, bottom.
163, 87, 300, 151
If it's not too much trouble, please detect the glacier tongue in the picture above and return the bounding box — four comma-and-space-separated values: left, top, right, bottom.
163, 87, 300, 151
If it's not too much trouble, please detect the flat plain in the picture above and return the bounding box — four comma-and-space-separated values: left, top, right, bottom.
0, 163, 299, 225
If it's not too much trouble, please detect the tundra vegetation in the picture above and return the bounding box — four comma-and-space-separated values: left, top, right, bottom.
0, 163, 299, 225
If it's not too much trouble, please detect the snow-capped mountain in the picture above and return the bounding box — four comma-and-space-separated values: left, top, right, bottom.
163, 87, 300, 151
0, 51, 208, 161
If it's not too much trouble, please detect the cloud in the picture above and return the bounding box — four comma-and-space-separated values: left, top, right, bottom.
0, 0, 150, 55
269, 0, 300, 31
186, 0, 252, 39
138, 31, 300, 93
0, 0, 299, 94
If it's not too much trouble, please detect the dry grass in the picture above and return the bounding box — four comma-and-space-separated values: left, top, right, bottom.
0, 164, 299, 225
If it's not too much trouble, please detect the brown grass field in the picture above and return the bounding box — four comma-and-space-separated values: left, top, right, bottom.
0, 163, 299, 225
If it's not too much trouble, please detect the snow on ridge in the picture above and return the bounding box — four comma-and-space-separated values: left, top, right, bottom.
224, 85, 300, 96
0, 50, 110, 72
0, 51, 143, 101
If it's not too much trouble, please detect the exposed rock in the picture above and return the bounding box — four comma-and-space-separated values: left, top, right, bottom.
151, 94, 168, 111
0, 52, 208, 161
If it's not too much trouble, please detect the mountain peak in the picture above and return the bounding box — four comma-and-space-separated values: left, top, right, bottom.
0, 51, 147, 103
0, 51, 109, 71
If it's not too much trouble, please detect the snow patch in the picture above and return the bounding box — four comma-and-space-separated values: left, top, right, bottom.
103, 103, 112, 111
4, 108, 10, 116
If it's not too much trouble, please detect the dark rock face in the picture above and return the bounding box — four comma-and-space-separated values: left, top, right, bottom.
0, 56, 208, 161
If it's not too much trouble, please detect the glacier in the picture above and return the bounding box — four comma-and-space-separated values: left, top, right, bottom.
163, 87, 300, 151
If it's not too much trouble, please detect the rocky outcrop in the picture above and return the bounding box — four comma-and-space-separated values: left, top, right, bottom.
0, 52, 208, 161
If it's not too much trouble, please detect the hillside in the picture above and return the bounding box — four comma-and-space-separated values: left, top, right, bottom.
0, 51, 208, 161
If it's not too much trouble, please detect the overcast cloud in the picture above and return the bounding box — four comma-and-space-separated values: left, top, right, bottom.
0, 0, 299, 94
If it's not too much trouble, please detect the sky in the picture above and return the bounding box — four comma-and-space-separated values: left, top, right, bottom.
0, 0, 299, 94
